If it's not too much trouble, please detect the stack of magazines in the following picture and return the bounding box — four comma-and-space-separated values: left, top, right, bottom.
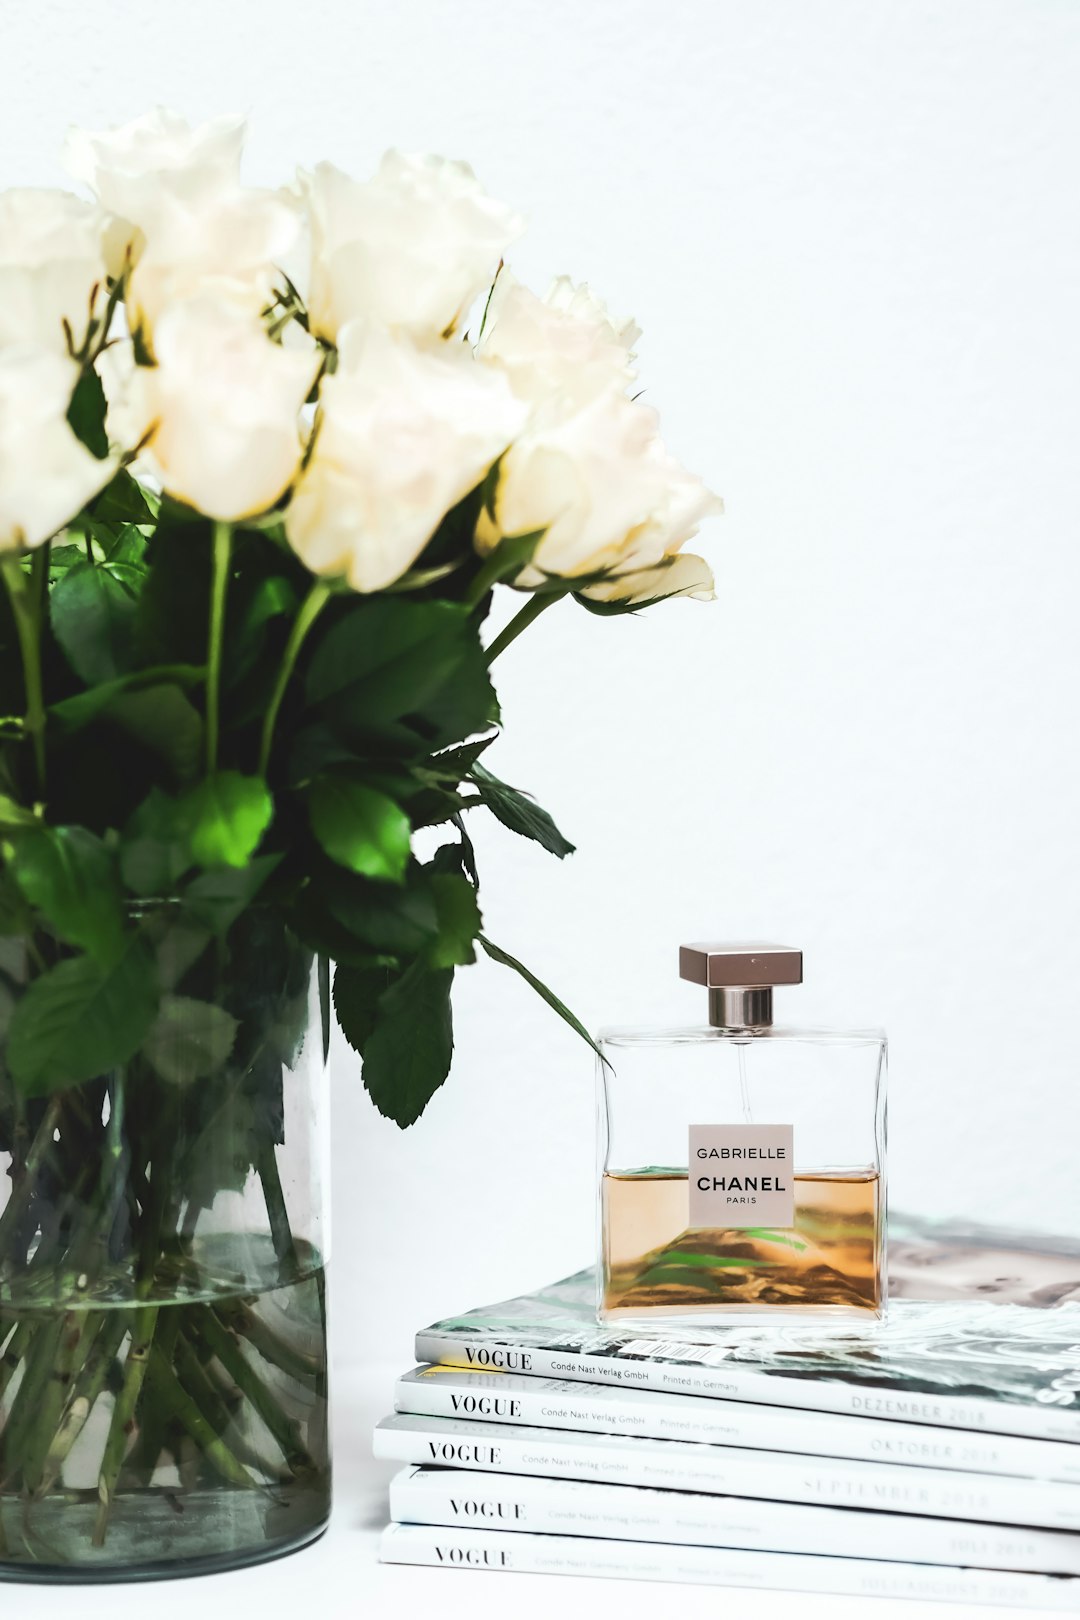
375, 1215, 1080, 1609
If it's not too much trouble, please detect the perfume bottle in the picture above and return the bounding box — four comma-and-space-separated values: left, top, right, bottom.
597, 943, 887, 1325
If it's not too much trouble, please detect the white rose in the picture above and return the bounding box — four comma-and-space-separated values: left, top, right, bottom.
579, 551, 715, 605
479, 271, 639, 411
0, 347, 113, 552
0, 189, 107, 355
134, 296, 316, 521
477, 389, 671, 582
478, 390, 721, 591
301, 151, 524, 343
127, 186, 300, 338
610, 438, 723, 574
96, 338, 154, 461
64, 107, 245, 273
286, 320, 526, 593
543, 276, 641, 352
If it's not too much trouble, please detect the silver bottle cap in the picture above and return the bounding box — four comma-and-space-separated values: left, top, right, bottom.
679, 942, 803, 1030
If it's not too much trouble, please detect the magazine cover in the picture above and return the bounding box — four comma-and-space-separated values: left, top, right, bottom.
415, 1213, 1080, 1440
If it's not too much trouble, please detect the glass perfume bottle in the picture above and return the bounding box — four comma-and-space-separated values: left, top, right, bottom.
597, 943, 887, 1325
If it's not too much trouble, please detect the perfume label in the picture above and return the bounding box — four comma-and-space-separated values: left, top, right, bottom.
688, 1123, 795, 1228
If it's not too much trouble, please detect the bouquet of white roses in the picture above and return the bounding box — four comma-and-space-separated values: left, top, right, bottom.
1, 107, 718, 1119
0, 109, 718, 1576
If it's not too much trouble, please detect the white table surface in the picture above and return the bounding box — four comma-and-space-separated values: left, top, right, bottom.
3, 1363, 1045, 1620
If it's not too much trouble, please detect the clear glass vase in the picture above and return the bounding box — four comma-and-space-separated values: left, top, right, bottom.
0, 904, 331, 1581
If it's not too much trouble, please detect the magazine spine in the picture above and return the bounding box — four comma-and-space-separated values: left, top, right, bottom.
395, 1367, 1080, 1485
373, 1415, 1080, 1532
378, 1523, 1078, 1610
414, 1330, 1080, 1446
388, 1465, 1080, 1575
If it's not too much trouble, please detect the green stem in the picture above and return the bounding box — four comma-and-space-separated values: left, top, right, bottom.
195, 1307, 314, 1478
484, 591, 560, 665
0, 1316, 64, 1487
92, 1304, 158, 1546
1, 552, 48, 796
257, 579, 332, 777
0, 1096, 62, 1267
168, 1330, 283, 1483
205, 519, 232, 773
257, 1144, 298, 1273
217, 1298, 320, 1385
35, 1313, 129, 1497
142, 1347, 254, 1490
0, 1321, 33, 1403
20, 1310, 102, 1495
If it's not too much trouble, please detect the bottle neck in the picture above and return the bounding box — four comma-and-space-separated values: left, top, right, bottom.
708, 987, 773, 1030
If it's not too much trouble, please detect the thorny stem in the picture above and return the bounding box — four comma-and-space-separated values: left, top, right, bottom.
20, 1310, 102, 1495
35, 1313, 129, 1498
92, 1304, 159, 1546
257, 578, 332, 777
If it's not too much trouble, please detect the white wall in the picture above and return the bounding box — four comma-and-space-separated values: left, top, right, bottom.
5, 0, 1080, 1365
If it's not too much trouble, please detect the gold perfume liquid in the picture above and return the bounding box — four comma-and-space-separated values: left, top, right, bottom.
602, 1168, 883, 1317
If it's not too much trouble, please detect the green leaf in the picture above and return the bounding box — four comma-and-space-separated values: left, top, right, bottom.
143, 993, 238, 1085
451, 814, 479, 888
99, 521, 150, 570
307, 598, 465, 718
182, 853, 282, 934
11, 826, 125, 962
0, 795, 36, 830
49, 542, 92, 578
361, 961, 455, 1127
49, 664, 205, 733
470, 764, 575, 859
333, 961, 397, 1056
182, 773, 273, 869
226, 572, 298, 691
0, 870, 32, 935
153, 917, 213, 990
134, 518, 213, 669
120, 788, 194, 896
416, 634, 500, 751
308, 777, 410, 883
66, 366, 109, 460
478, 935, 606, 1063
427, 735, 497, 781
101, 684, 204, 786
322, 862, 439, 956
428, 872, 482, 967
287, 723, 362, 786
91, 469, 157, 529
7, 939, 159, 1096
307, 598, 498, 750
50, 563, 137, 685
406, 783, 473, 831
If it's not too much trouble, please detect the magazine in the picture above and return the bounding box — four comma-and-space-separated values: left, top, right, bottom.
379, 1523, 1079, 1609
388, 1463, 1080, 1573
415, 1213, 1080, 1444
375, 1412, 1080, 1531
396, 1365, 1080, 1483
